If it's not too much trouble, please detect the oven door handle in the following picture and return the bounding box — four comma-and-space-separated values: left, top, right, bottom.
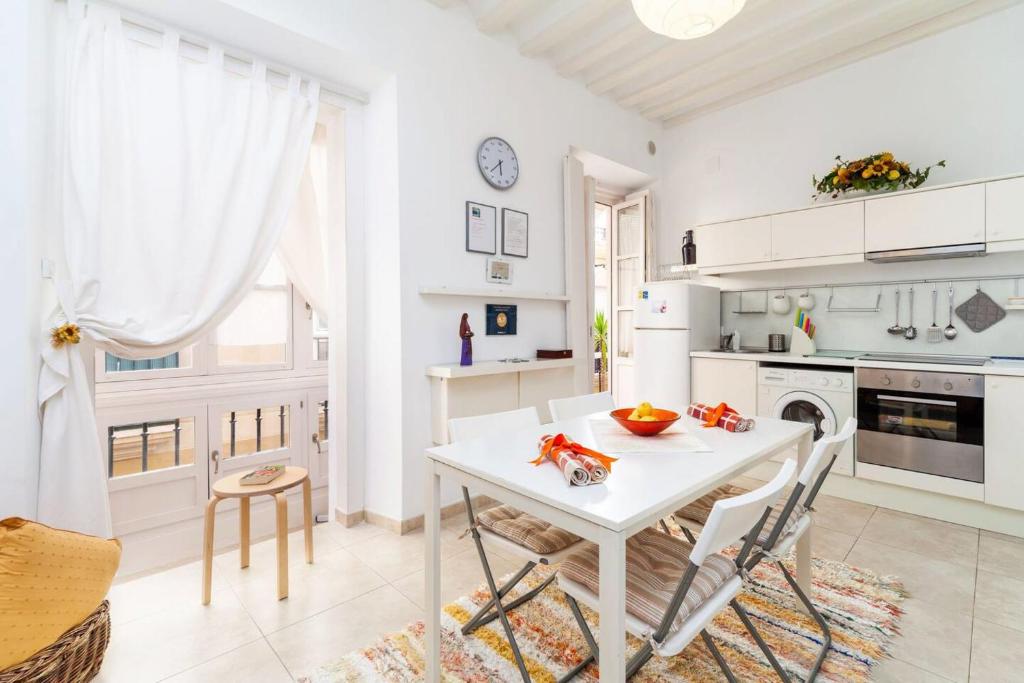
876, 394, 958, 407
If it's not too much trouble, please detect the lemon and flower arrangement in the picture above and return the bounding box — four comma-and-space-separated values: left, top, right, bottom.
813, 151, 945, 200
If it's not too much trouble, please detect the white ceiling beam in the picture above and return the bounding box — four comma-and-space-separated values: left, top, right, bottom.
474, 0, 544, 34
619, 0, 870, 110
585, 0, 783, 95
555, 21, 651, 77
654, 0, 1004, 125
518, 0, 623, 58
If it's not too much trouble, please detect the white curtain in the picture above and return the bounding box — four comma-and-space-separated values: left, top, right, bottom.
277, 123, 331, 317
38, 2, 319, 537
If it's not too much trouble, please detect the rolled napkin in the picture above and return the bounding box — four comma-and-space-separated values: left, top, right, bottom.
573, 453, 608, 483
552, 445, 590, 486
529, 434, 618, 487
687, 402, 756, 432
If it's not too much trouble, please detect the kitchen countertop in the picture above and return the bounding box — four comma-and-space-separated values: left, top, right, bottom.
690, 350, 1024, 377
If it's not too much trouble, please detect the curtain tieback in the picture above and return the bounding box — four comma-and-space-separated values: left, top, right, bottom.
38, 278, 83, 407
50, 323, 82, 348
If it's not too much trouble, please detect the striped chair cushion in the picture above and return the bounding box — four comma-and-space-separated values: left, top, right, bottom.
674, 485, 804, 547
559, 528, 736, 632
673, 484, 748, 526
476, 504, 581, 555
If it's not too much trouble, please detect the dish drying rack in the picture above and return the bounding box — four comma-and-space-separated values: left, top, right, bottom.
731, 290, 768, 314
826, 287, 883, 313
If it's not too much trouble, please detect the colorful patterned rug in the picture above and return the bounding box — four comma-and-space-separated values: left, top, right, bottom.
303, 541, 905, 682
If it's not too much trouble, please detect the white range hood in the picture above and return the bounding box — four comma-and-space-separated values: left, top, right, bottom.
864, 242, 987, 263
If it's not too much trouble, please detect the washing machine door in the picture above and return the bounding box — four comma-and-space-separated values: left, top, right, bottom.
772, 391, 837, 443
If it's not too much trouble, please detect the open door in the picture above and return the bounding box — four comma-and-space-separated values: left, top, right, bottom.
610, 196, 647, 407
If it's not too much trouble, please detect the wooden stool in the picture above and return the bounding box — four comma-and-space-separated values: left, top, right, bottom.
202, 465, 312, 604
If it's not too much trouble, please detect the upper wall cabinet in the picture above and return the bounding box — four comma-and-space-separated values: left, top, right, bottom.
864, 184, 985, 253
771, 202, 864, 261
690, 173, 1024, 275
694, 216, 771, 270
986, 176, 1024, 246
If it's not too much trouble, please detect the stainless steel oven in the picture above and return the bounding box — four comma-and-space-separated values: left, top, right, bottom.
856, 368, 984, 482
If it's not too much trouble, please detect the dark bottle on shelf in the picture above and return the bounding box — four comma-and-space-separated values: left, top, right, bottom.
681, 229, 697, 265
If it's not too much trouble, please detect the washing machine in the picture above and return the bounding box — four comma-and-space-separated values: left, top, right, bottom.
758, 365, 855, 476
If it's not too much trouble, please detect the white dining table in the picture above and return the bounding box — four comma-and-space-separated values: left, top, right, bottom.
424, 411, 814, 683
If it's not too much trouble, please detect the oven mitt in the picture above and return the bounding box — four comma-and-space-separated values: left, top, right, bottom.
955, 288, 1006, 333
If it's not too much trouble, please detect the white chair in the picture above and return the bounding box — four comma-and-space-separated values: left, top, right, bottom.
448, 407, 543, 442
449, 407, 585, 683
556, 459, 798, 682
672, 417, 858, 681
548, 391, 614, 422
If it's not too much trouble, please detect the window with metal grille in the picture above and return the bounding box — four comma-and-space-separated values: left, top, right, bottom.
317, 400, 328, 441
220, 405, 290, 459
108, 417, 195, 477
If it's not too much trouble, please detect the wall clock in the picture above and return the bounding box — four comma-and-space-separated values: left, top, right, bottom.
477, 136, 519, 190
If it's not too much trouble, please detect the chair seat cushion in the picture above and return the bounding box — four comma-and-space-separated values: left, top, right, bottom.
0, 518, 121, 670
673, 484, 748, 526
475, 505, 581, 555
674, 485, 804, 547
559, 528, 736, 631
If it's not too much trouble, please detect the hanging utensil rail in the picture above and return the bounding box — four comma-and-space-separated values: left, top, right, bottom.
721, 272, 1024, 294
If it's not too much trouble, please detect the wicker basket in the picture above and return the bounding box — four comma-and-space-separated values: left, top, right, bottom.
0, 601, 111, 683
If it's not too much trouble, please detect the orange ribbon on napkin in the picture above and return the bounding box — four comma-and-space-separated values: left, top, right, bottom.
687, 402, 756, 432
530, 434, 617, 468
529, 434, 618, 486
702, 402, 732, 428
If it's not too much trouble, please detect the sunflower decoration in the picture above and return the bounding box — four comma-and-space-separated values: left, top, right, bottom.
50, 322, 82, 348
813, 152, 945, 200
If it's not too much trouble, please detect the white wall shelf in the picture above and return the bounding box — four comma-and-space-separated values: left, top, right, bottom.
418, 285, 570, 302
427, 358, 576, 443
426, 357, 575, 379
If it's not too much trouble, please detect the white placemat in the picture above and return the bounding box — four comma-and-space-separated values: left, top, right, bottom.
588, 418, 712, 454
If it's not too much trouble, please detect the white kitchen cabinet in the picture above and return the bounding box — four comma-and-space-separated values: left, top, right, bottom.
984, 375, 1024, 512
864, 184, 985, 253
694, 216, 771, 270
690, 358, 757, 416
986, 176, 1024, 245
771, 202, 864, 261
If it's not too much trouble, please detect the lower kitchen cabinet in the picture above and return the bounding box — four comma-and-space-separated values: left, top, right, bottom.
984, 375, 1024, 511
690, 358, 757, 416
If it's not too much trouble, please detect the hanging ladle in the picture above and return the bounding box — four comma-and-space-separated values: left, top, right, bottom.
944, 282, 958, 340
888, 286, 905, 335
904, 285, 918, 340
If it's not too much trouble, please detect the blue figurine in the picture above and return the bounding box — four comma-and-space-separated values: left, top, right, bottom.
459, 313, 474, 366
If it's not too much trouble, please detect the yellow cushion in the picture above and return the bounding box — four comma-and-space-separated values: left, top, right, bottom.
0, 518, 121, 670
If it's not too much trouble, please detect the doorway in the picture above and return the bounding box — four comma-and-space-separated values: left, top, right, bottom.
572, 148, 656, 405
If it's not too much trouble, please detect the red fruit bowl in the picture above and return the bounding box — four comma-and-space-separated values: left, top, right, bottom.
609, 408, 681, 436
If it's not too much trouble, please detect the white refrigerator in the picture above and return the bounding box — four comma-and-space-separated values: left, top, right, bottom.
633, 280, 720, 409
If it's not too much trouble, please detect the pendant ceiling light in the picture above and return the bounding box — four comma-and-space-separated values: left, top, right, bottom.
631, 0, 747, 40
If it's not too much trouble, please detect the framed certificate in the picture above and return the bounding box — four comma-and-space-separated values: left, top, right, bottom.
466, 201, 497, 254
501, 208, 528, 258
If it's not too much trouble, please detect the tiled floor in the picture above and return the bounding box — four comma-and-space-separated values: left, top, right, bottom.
97, 489, 1024, 682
